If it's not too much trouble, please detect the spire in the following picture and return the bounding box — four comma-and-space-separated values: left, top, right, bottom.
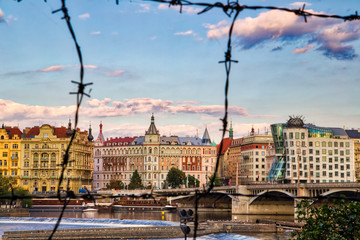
97, 121, 105, 143
87, 123, 94, 142
202, 127, 211, 145
146, 113, 159, 135
229, 120, 233, 139
66, 119, 73, 137
250, 125, 255, 136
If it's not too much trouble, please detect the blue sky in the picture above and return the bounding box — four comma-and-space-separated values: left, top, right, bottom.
1, 0, 359, 142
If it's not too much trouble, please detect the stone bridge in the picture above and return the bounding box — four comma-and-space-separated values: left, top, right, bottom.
233, 182, 360, 217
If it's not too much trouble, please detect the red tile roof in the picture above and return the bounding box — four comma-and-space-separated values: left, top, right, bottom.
217, 138, 233, 155
25, 126, 40, 138
4, 127, 22, 139
105, 137, 136, 145
54, 127, 68, 138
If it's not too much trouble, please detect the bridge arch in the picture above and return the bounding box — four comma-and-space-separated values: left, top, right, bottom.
249, 190, 296, 205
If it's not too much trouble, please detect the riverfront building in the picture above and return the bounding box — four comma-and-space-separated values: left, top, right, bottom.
20, 123, 94, 192
0, 126, 22, 185
345, 129, 360, 181
93, 115, 217, 189
268, 116, 355, 183
239, 127, 273, 184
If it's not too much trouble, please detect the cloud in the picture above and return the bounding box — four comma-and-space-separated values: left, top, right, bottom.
84, 65, 97, 69
0, 99, 75, 121
174, 30, 203, 41
83, 97, 278, 118
105, 70, 125, 77
206, 9, 359, 60
316, 21, 360, 60
290, 2, 312, 8
157, 3, 201, 15
271, 46, 283, 51
90, 31, 101, 35
293, 44, 314, 54
40, 65, 63, 72
0, 9, 5, 23
174, 30, 193, 36
78, 13, 90, 20
136, 4, 150, 13
150, 36, 157, 40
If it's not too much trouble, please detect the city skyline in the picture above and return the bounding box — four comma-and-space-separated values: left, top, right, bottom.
1, 0, 359, 143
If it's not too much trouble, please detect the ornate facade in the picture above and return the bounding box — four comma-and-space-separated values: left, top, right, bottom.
19, 123, 94, 192
93, 115, 217, 189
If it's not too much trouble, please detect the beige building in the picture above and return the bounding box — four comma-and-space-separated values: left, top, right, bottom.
93, 115, 217, 189
20, 123, 94, 192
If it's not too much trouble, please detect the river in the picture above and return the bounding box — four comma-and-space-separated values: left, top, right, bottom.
0, 211, 293, 240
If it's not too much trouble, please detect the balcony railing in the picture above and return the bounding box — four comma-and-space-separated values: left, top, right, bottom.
11, 156, 18, 160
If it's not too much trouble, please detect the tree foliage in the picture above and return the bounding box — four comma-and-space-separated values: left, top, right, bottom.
128, 170, 144, 190
166, 167, 185, 188
0, 176, 32, 208
208, 173, 221, 186
106, 179, 124, 190
187, 174, 200, 188
293, 198, 360, 240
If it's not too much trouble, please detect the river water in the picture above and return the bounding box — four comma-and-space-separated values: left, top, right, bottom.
0, 211, 293, 240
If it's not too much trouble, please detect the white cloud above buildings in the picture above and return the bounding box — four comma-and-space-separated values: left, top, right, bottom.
206, 9, 360, 60
157, 3, 202, 15
0, 98, 278, 122
78, 13, 90, 20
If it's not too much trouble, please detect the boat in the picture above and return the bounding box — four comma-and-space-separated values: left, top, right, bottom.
82, 208, 98, 212
164, 205, 177, 210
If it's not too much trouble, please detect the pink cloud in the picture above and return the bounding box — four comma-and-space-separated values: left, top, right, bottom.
294, 44, 314, 54
78, 13, 90, 20
175, 30, 193, 36
83, 97, 278, 118
40, 65, 63, 72
105, 70, 125, 77
84, 64, 97, 69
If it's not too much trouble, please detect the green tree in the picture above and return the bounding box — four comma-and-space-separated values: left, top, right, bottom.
128, 170, 144, 190
0, 176, 32, 208
106, 179, 124, 190
293, 198, 360, 240
187, 174, 200, 188
208, 173, 221, 187
166, 167, 185, 188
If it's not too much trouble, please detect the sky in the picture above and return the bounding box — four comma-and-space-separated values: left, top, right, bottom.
1, 0, 359, 143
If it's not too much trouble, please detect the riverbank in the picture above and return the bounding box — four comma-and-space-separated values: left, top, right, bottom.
0, 208, 29, 217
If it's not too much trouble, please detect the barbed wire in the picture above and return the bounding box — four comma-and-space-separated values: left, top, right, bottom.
8, 0, 360, 239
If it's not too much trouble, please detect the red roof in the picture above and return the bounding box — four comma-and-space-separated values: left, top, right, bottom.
25, 126, 40, 138
54, 127, 68, 138
217, 138, 233, 155
4, 127, 22, 139
105, 137, 136, 145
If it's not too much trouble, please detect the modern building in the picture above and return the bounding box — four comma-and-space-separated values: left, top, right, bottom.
268, 116, 355, 183
93, 115, 217, 189
345, 129, 360, 181
19, 123, 94, 192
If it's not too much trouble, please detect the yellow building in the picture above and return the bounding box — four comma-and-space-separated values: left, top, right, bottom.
0, 126, 22, 185
20, 123, 94, 192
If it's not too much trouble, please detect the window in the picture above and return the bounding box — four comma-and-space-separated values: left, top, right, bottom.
4, 144, 8, 149
12, 144, 18, 149
315, 142, 320, 147
289, 132, 293, 139
301, 133, 305, 139
309, 142, 313, 147
345, 142, 350, 148
295, 132, 299, 139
